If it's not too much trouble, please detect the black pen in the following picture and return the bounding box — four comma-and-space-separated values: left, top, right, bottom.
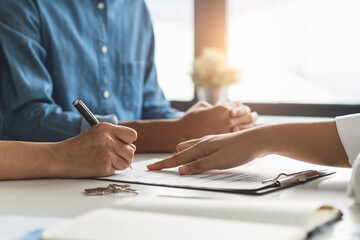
72, 100, 133, 169
73, 100, 99, 126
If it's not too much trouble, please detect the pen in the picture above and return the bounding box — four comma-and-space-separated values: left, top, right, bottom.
72, 100, 133, 169
72, 100, 99, 126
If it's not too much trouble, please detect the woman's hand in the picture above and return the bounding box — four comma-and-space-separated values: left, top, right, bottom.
147, 129, 261, 175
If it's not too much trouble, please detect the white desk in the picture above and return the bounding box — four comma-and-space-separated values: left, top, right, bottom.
1, 116, 359, 239
0, 153, 359, 240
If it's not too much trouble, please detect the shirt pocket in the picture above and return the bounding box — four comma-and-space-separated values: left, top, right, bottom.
120, 61, 146, 110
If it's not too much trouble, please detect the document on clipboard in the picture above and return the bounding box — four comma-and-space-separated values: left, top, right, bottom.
99, 158, 335, 195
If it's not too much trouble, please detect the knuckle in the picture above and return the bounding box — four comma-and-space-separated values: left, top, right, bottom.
237, 125, 247, 131
252, 112, 258, 121
156, 160, 165, 169
176, 143, 182, 152
129, 129, 137, 141
99, 150, 113, 160
98, 122, 111, 131
248, 113, 256, 122
201, 135, 214, 143
127, 158, 133, 166
117, 162, 127, 171
226, 118, 234, 128
100, 135, 113, 147
238, 105, 249, 114
198, 101, 207, 106
215, 104, 228, 111
99, 164, 113, 176
173, 155, 182, 166
119, 126, 137, 142
191, 161, 202, 171
128, 149, 135, 160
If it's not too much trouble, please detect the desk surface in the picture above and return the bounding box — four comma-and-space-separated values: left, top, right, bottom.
1, 153, 359, 240
1, 116, 359, 240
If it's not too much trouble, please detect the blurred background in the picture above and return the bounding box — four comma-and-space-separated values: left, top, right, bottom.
145, 0, 360, 116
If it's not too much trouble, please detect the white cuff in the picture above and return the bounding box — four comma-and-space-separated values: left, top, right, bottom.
347, 154, 360, 204
335, 113, 360, 166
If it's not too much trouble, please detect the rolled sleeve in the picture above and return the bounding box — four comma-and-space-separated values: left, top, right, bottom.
335, 113, 360, 166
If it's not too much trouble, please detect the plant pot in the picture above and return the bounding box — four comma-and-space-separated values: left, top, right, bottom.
196, 86, 229, 105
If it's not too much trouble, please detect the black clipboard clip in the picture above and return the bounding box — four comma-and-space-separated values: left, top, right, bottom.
262, 170, 319, 187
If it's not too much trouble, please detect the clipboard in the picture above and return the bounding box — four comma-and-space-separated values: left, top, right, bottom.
99, 159, 336, 195
250, 169, 335, 195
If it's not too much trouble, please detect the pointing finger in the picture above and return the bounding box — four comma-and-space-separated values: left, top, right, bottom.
147, 143, 212, 170
179, 152, 220, 175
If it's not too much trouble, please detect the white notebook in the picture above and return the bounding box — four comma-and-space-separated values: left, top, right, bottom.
41, 197, 342, 240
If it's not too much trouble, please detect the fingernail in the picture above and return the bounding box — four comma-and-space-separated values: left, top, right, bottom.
179, 165, 190, 174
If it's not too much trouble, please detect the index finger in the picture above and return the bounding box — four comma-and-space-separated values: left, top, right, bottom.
147, 143, 210, 170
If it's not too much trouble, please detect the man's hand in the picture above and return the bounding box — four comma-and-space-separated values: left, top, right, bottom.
147, 130, 259, 175
177, 101, 258, 141
117, 100, 257, 153
53, 123, 137, 178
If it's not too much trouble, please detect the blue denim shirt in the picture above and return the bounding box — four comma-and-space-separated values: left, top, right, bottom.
0, 0, 182, 141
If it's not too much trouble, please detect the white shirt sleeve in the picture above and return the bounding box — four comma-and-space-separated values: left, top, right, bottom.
347, 154, 360, 204
335, 113, 360, 166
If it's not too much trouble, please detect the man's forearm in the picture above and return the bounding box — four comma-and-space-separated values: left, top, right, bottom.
257, 121, 350, 167
0, 142, 57, 180
120, 119, 185, 152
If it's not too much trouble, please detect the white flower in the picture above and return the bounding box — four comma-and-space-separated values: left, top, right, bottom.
191, 48, 241, 88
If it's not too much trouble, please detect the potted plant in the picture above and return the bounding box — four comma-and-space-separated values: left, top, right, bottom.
191, 47, 241, 104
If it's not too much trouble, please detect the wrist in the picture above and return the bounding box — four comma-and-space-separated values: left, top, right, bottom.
174, 114, 208, 143
173, 117, 192, 143
245, 125, 274, 159
45, 142, 67, 178
120, 119, 182, 152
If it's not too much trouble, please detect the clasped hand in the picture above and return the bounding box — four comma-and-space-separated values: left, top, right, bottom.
178, 100, 258, 140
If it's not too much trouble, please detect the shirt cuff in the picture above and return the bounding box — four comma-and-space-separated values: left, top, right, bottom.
335, 113, 360, 166
80, 114, 119, 133
170, 110, 184, 119
347, 154, 360, 204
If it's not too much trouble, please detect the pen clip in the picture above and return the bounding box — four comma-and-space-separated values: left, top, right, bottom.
262, 170, 319, 187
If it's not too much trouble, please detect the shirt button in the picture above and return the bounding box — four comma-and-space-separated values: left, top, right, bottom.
101, 45, 108, 54
97, 2, 105, 10
103, 90, 110, 99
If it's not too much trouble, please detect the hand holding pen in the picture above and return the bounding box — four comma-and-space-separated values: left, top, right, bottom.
73, 100, 137, 171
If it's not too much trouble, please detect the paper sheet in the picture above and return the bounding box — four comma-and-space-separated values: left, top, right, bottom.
100, 158, 289, 191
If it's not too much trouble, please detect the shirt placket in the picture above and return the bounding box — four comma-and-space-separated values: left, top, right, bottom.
95, 0, 111, 114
